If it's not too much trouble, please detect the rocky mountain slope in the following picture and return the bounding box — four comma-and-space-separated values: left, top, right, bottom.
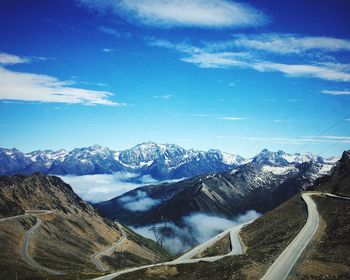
309, 150, 350, 196
111, 150, 350, 280
96, 149, 335, 226
0, 142, 246, 180
0, 173, 169, 279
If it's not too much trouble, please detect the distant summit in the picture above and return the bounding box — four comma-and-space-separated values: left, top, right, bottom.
0, 142, 246, 180
0, 144, 337, 181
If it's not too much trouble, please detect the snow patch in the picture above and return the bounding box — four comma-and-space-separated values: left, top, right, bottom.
262, 165, 296, 175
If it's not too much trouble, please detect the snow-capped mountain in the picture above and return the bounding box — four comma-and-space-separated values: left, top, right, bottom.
0, 142, 247, 180
96, 149, 337, 227
0, 144, 336, 182
95, 148, 340, 250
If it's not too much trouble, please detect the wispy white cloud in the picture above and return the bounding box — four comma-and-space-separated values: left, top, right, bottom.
181, 51, 350, 82
148, 37, 350, 82
321, 90, 350, 95
99, 26, 121, 37
102, 48, 114, 53
0, 53, 30, 65
311, 135, 350, 140
182, 51, 250, 68
191, 113, 217, 117
242, 136, 350, 145
99, 26, 132, 39
232, 33, 350, 54
219, 117, 249, 121
253, 62, 350, 82
0, 53, 122, 106
146, 38, 202, 54
78, 0, 268, 29
152, 94, 173, 99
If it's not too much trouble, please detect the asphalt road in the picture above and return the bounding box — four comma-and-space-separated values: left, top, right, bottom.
261, 191, 350, 280
91, 225, 127, 272
261, 193, 319, 280
1, 209, 63, 275
20, 216, 63, 275
92, 219, 255, 280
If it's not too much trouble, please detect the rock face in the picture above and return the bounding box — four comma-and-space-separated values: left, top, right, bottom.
0, 173, 101, 218
308, 150, 350, 196
96, 149, 336, 226
0, 173, 169, 277
0, 142, 246, 180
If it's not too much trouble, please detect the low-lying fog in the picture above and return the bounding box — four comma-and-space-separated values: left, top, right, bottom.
132, 210, 261, 254
59, 172, 180, 203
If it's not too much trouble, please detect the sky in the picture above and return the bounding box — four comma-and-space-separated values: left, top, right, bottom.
0, 0, 349, 158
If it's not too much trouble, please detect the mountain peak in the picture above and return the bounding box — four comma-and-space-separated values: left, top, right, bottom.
253, 149, 289, 166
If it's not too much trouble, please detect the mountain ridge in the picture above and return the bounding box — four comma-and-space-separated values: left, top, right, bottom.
0, 143, 336, 181
0, 142, 247, 180
96, 149, 335, 227
0, 173, 170, 278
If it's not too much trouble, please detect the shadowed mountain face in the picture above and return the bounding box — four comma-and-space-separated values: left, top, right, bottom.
0, 173, 169, 278
96, 149, 335, 227
108, 150, 350, 280
0, 142, 246, 180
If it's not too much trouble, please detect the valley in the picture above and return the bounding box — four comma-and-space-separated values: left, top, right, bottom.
0, 149, 348, 280
99, 151, 350, 280
1, 0, 349, 278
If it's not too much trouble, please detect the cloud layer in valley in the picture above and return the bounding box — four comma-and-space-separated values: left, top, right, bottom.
119, 190, 162, 211
132, 210, 261, 254
59, 172, 160, 202
60, 173, 182, 203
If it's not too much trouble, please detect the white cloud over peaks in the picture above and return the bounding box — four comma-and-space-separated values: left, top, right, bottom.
78, 0, 268, 28
0, 52, 122, 106
233, 34, 350, 54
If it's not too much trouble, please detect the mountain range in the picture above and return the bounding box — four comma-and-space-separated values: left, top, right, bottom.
0, 142, 247, 180
96, 149, 337, 246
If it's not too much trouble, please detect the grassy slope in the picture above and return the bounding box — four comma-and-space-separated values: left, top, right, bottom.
122, 224, 172, 261
290, 196, 350, 279
0, 174, 171, 280
0, 216, 40, 280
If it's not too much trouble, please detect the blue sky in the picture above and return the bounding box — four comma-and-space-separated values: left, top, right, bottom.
0, 0, 349, 157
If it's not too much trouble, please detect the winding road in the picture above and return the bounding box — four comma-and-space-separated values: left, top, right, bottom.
261, 191, 350, 280
94, 191, 350, 280
2, 191, 348, 279
0, 209, 63, 275
92, 219, 255, 280
91, 223, 127, 272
